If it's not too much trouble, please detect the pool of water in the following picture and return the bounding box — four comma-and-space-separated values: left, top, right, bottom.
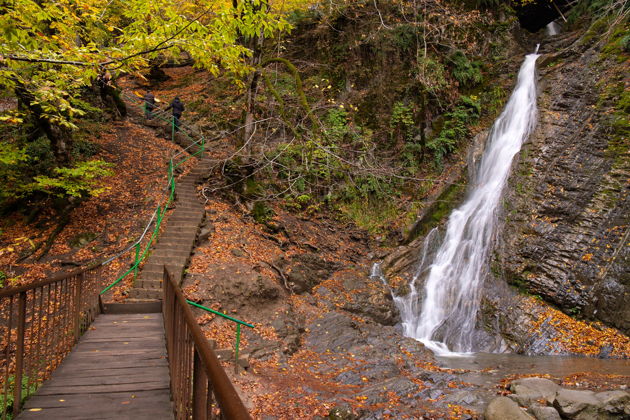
436, 352, 630, 387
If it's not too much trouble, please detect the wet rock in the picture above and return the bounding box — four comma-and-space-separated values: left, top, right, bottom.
335, 360, 399, 385
445, 390, 482, 406
197, 225, 215, 242
361, 377, 418, 404
509, 377, 560, 405
598, 343, 614, 358
337, 269, 400, 325
485, 397, 535, 420
186, 262, 281, 313
593, 390, 630, 418
418, 388, 444, 400
553, 388, 600, 418
327, 405, 357, 420
247, 339, 281, 361
529, 405, 561, 420
230, 248, 246, 257
306, 312, 364, 353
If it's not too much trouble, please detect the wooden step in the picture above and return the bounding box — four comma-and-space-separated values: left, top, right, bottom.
128, 288, 162, 300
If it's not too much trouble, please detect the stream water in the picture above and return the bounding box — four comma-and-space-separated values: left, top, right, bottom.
437, 353, 630, 387
384, 51, 541, 356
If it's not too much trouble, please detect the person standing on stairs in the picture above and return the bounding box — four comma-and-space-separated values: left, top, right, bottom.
143, 91, 156, 119
165, 96, 185, 132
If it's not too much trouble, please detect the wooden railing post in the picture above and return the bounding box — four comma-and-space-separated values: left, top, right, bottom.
74, 273, 84, 342
193, 349, 208, 420
13, 291, 27, 417
162, 266, 251, 420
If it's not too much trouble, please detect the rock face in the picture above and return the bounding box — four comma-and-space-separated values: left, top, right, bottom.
274, 253, 341, 294
495, 33, 630, 334
379, 29, 629, 355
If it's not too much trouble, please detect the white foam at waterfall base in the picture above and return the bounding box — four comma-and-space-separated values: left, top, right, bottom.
381, 52, 540, 357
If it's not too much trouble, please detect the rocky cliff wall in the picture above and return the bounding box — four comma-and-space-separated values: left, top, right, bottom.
496, 27, 629, 335
380, 21, 630, 356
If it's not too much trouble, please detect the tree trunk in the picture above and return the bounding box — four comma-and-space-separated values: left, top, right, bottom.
14, 81, 72, 166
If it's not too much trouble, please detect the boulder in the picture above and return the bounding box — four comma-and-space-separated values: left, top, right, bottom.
485, 397, 535, 420
591, 390, 630, 419
510, 377, 560, 405
529, 405, 561, 420
553, 388, 600, 418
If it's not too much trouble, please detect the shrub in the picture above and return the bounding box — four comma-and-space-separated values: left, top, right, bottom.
427, 95, 481, 167
449, 51, 483, 88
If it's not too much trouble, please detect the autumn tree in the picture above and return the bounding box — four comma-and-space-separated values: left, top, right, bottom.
0, 0, 289, 209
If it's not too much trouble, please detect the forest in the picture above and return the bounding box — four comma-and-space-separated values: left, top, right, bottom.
1, 0, 629, 418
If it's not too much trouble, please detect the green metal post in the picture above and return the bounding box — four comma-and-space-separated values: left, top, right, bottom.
133, 242, 140, 281
171, 115, 175, 142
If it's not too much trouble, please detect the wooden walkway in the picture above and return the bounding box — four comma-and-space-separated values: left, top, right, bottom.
18, 313, 173, 420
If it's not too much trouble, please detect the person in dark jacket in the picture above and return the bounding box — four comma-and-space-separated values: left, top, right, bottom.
143, 91, 156, 119
165, 97, 184, 131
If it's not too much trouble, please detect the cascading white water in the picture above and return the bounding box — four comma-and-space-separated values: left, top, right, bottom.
546, 21, 561, 36
389, 52, 540, 356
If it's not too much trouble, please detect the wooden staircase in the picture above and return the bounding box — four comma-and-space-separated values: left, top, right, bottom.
127, 157, 212, 301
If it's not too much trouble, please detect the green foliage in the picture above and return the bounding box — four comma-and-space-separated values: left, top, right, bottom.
339, 195, 399, 234
481, 85, 507, 117
427, 95, 480, 167
340, 174, 395, 202
71, 139, 99, 160
602, 23, 630, 58
449, 51, 483, 88
390, 101, 414, 142
0, 375, 38, 418
416, 56, 449, 97
251, 201, 274, 222
31, 160, 114, 199
401, 141, 424, 172
0, 140, 35, 204
296, 194, 311, 206
0, 142, 28, 166
324, 108, 351, 143
392, 24, 417, 52
0, 0, 292, 163
568, 0, 628, 24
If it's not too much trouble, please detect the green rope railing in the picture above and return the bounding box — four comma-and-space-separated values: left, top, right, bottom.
99, 92, 206, 296
99, 91, 255, 365
186, 300, 254, 369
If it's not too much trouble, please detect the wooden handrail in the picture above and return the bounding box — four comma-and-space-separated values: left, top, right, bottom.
0, 264, 98, 299
163, 266, 251, 420
0, 264, 104, 418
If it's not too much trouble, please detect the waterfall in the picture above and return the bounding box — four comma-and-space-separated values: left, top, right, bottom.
389, 52, 540, 356
546, 22, 561, 36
